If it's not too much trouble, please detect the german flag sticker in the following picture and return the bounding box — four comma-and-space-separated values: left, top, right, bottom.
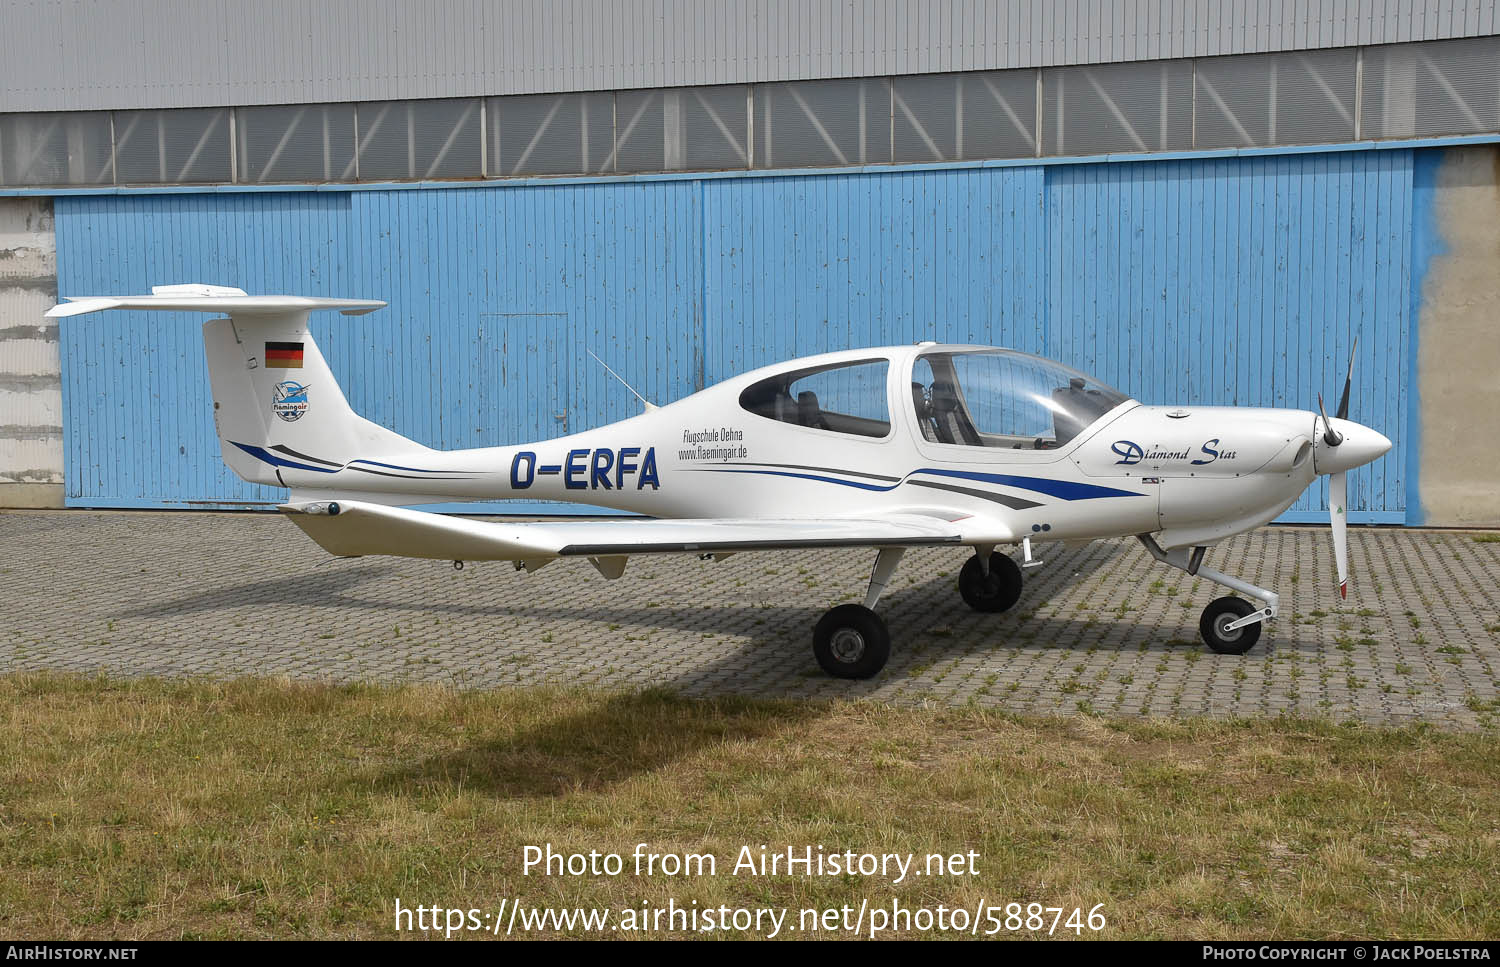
265, 341, 304, 369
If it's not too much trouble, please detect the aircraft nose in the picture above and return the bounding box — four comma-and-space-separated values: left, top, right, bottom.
1314, 417, 1392, 474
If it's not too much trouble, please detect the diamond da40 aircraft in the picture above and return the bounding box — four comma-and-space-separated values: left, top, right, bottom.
49, 285, 1391, 678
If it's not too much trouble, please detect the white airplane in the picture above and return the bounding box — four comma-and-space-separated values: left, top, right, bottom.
49, 285, 1391, 679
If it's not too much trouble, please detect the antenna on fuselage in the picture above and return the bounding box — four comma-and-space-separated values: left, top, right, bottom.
586, 349, 658, 413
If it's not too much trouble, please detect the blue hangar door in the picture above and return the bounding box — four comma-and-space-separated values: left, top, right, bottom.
54, 151, 1415, 522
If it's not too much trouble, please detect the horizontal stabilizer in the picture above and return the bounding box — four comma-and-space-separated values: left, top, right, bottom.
46, 290, 385, 318
280, 499, 963, 561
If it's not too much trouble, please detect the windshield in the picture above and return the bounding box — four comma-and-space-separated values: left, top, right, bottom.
912, 349, 1129, 449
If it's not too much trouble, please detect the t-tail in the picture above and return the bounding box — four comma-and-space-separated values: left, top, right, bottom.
46, 284, 434, 487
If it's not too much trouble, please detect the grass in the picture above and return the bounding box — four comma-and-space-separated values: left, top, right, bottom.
1, 673, 1498, 940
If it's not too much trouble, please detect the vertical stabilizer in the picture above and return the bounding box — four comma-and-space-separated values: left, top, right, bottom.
46, 288, 430, 487
202, 313, 432, 485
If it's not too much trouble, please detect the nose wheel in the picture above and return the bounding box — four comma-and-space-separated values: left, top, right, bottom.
1198, 596, 1261, 654
1138, 535, 1278, 656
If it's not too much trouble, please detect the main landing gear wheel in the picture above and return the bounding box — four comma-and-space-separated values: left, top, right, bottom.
812, 604, 891, 679
1199, 596, 1261, 655
958, 552, 1023, 613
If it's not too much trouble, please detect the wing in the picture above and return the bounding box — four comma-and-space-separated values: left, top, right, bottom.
281, 499, 962, 570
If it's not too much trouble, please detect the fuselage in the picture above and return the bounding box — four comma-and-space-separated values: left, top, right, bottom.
268, 344, 1389, 549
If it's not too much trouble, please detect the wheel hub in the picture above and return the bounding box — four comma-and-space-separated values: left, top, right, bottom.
1216, 615, 1243, 641
829, 628, 866, 663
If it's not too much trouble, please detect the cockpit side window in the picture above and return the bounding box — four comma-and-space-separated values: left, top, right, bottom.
913, 351, 1128, 449
739, 359, 891, 438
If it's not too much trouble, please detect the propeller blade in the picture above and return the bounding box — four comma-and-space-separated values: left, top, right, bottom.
1335, 336, 1358, 421
1317, 393, 1342, 447
1330, 470, 1349, 600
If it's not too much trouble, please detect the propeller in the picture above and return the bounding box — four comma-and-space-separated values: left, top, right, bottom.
1335, 336, 1357, 421
1330, 470, 1348, 599
1317, 392, 1342, 446
1318, 337, 1358, 600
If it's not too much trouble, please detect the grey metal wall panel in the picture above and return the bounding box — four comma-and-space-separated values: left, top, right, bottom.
489, 92, 615, 177
893, 70, 1039, 163
6, 0, 1498, 113
355, 99, 482, 181
237, 104, 358, 184
112, 108, 232, 185
0, 113, 112, 186
1195, 48, 1358, 149
9, 34, 1500, 188
1363, 35, 1500, 138
614, 86, 750, 173
754, 78, 892, 170
1046, 59, 1194, 156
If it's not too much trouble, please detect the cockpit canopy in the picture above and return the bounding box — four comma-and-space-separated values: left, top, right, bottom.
736, 347, 1129, 449
738, 357, 892, 438
913, 349, 1128, 449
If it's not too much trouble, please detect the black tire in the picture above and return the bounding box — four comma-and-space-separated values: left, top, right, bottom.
812, 604, 891, 679
957, 552, 1023, 613
1199, 596, 1262, 655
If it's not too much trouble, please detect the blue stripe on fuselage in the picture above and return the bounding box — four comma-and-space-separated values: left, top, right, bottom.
696, 465, 1141, 500
697, 468, 900, 492
912, 468, 1141, 500
231, 442, 340, 474
231, 446, 1143, 500
348, 458, 451, 474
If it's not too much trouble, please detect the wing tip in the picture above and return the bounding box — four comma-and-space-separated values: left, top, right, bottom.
45, 298, 115, 318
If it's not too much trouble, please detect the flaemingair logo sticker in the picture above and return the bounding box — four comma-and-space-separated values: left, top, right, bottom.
272, 381, 310, 423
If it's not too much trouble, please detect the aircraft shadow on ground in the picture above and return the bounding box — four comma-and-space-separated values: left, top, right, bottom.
120, 563, 399, 618
346, 592, 1309, 803
358, 688, 824, 800
129, 544, 1316, 800
119, 540, 1319, 660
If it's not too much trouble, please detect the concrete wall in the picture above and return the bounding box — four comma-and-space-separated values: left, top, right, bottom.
1415, 146, 1500, 526
0, 197, 62, 508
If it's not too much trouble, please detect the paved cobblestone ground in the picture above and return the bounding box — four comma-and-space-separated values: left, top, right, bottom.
3, 510, 1498, 729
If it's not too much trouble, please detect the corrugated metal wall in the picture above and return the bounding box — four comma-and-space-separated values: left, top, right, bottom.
1046, 152, 1413, 522
54, 148, 1416, 521
8, 0, 1497, 112
55, 185, 708, 508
